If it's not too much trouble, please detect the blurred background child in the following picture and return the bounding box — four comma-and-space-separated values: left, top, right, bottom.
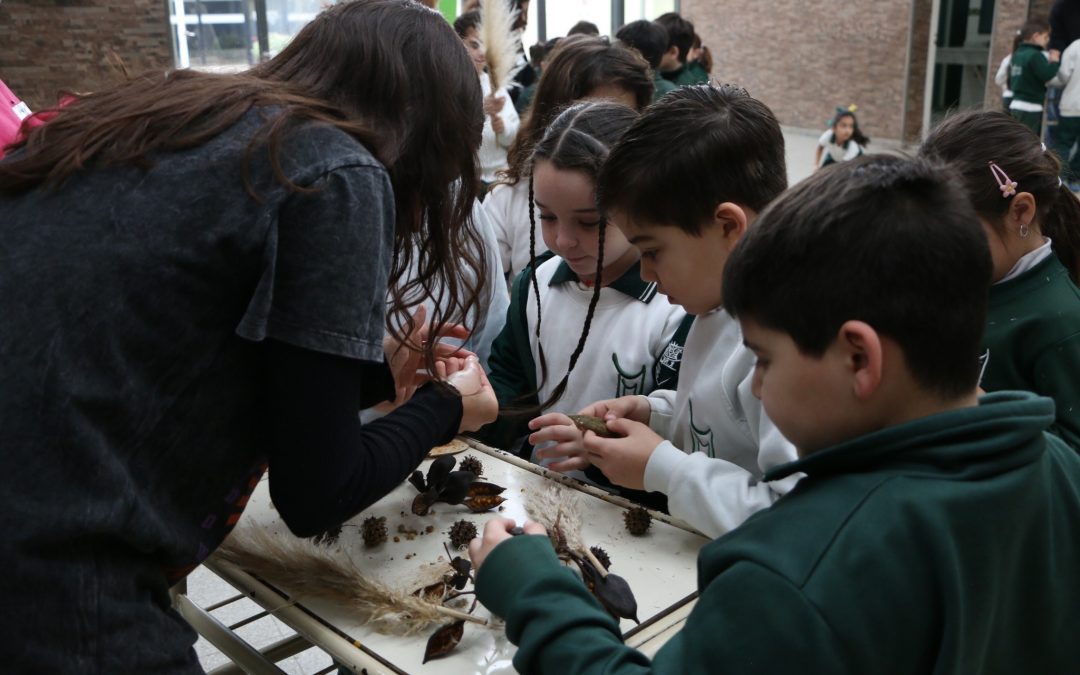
1008, 18, 1061, 135
815, 105, 869, 170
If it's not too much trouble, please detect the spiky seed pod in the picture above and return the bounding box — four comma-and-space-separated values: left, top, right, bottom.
590, 545, 611, 570
623, 506, 652, 536
458, 455, 484, 477
448, 519, 478, 550
361, 516, 388, 547
313, 524, 343, 546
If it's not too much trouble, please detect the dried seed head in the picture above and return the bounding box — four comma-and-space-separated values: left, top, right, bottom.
312, 524, 342, 546
361, 516, 388, 547
623, 506, 652, 536
590, 545, 612, 570
458, 455, 484, 477
448, 519, 479, 549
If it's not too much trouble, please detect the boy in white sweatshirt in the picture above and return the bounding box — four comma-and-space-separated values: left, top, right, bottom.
528, 85, 801, 537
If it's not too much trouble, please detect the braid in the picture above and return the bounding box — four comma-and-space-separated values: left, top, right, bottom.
528, 175, 551, 391
539, 218, 606, 411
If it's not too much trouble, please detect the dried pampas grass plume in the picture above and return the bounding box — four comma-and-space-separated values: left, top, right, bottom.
215, 526, 476, 635
481, 0, 522, 92
525, 484, 586, 553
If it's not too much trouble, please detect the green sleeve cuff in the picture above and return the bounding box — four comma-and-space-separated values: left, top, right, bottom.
476, 535, 562, 617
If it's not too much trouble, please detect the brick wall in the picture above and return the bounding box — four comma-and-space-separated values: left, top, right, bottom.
682, 0, 920, 141
0, 0, 173, 111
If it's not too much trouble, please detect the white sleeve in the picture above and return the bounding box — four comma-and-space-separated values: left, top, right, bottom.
643, 441, 796, 538
817, 129, 832, 147
464, 199, 510, 369
995, 55, 1011, 88
646, 390, 676, 439
1058, 42, 1079, 86
495, 86, 520, 149
481, 184, 514, 285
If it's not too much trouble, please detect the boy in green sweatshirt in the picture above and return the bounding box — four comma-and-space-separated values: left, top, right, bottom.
468, 155, 1080, 674
1009, 18, 1062, 134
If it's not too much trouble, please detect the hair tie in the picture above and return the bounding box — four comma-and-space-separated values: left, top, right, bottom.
988, 161, 1018, 198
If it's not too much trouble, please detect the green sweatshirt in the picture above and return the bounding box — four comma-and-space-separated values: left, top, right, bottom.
983, 254, 1080, 451
653, 72, 677, 102
1010, 42, 1060, 104
476, 391, 1080, 674
661, 62, 707, 87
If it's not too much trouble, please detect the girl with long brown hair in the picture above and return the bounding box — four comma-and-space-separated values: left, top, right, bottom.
482, 34, 654, 284
0, 1, 495, 671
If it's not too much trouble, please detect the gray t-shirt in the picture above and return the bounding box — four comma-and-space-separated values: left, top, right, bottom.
0, 109, 394, 672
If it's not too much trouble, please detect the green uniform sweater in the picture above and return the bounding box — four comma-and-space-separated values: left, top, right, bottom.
476, 391, 1080, 674
652, 72, 677, 101
983, 254, 1080, 451
661, 63, 707, 87
1010, 43, 1060, 104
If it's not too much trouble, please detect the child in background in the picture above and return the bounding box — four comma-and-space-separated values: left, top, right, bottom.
815, 105, 869, 170
480, 102, 686, 500
469, 154, 1080, 675
529, 85, 799, 537
687, 33, 712, 82
616, 20, 677, 102
920, 110, 1080, 451
1049, 34, 1080, 187
455, 11, 520, 193
655, 12, 706, 86
484, 35, 654, 285
1009, 18, 1061, 134
514, 38, 559, 115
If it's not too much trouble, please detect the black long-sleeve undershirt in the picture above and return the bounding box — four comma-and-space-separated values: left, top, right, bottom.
260, 340, 463, 537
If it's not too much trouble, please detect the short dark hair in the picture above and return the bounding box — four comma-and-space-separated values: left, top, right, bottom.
597, 84, 786, 233
724, 155, 993, 399
1019, 17, 1050, 42
453, 10, 481, 38
655, 12, 695, 63
616, 20, 669, 70
567, 20, 600, 36
919, 110, 1080, 284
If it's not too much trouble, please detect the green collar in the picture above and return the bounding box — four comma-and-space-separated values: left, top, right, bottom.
548, 259, 659, 303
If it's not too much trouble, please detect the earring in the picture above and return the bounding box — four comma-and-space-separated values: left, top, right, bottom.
1019, 223, 1030, 238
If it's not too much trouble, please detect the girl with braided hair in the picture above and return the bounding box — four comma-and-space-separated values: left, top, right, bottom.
479, 102, 686, 497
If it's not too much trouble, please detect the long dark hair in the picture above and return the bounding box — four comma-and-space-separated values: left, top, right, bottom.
0, 0, 487, 359
501, 35, 653, 187
920, 110, 1080, 284
525, 101, 640, 411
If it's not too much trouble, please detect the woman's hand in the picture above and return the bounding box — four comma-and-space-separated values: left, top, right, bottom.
437, 355, 498, 433
468, 518, 546, 572
380, 305, 471, 411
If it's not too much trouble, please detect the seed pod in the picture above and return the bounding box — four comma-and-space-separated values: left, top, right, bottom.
568, 414, 618, 438
439, 471, 476, 505
623, 506, 653, 536
360, 516, 388, 547
412, 580, 447, 602
407, 469, 428, 493
423, 620, 465, 663
463, 494, 506, 512
466, 481, 506, 497
583, 564, 639, 624
312, 524, 342, 546
412, 491, 437, 516
448, 519, 478, 549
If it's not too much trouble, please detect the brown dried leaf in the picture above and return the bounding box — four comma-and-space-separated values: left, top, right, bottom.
423, 620, 465, 663
463, 494, 506, 513
567, 414, 618, 438
466, 481, 506, 498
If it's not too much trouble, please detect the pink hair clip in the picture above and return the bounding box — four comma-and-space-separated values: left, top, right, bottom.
988, 161, 1018, 198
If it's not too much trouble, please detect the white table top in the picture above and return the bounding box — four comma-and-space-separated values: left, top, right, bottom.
212, 441, 709, 674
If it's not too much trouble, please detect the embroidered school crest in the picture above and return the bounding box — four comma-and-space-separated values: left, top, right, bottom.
688, 399, 716, 457
612, 354, 647, 396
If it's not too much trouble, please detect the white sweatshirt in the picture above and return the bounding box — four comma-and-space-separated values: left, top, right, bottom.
478, 73, 520, 184
482, 180, 550, 286
642, 308, 802, 538
1052, 39, 1080, 116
